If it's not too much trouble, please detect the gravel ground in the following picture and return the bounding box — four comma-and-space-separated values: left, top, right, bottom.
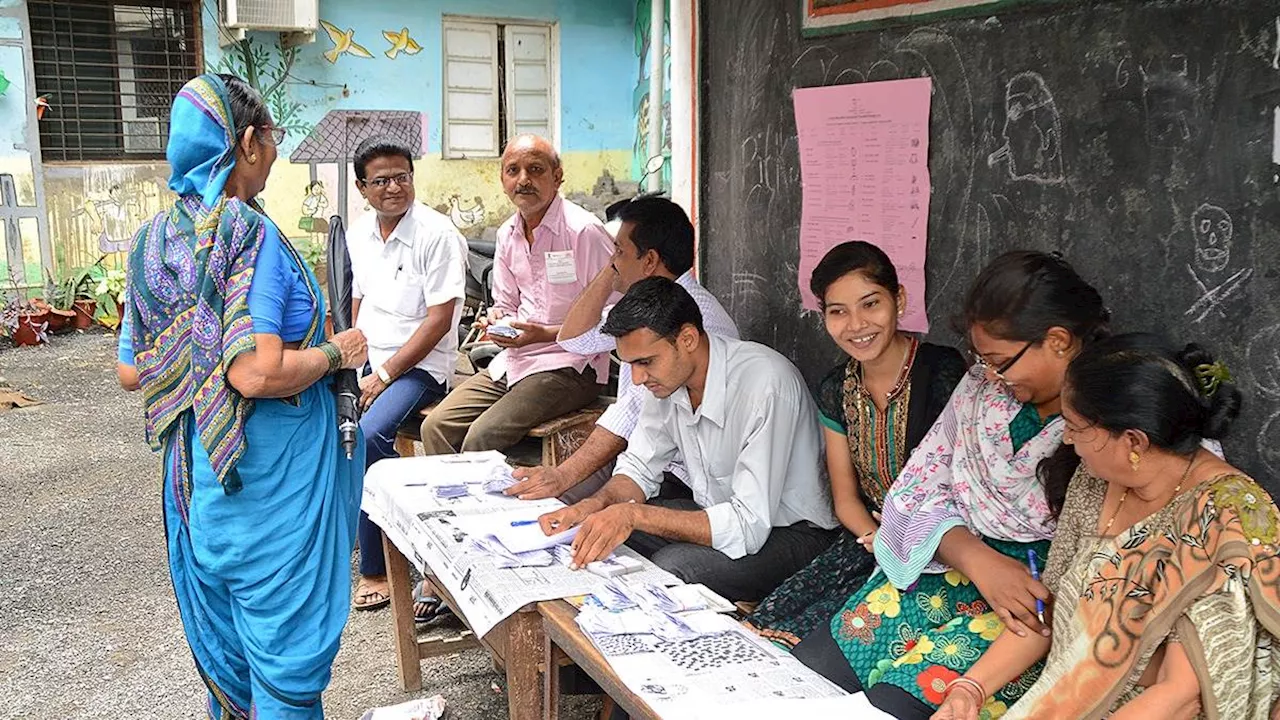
0, 331, 599, 720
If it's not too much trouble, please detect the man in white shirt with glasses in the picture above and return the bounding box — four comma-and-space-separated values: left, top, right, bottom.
344, 136, 467, 613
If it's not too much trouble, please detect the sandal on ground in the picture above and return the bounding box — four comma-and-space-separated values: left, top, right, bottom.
413, 580, 454, 624
353, 579, 391, 611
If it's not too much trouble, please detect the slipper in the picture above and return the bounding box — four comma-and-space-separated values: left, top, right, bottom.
413, 580, 453, 624
353, 582, 391, 612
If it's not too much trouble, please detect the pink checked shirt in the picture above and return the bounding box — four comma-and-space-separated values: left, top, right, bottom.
487, 195, 615, 386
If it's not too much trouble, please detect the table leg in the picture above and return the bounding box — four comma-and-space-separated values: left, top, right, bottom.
505, 608, 544, 720
383, 531, 422, 691
542, 638, 562, 720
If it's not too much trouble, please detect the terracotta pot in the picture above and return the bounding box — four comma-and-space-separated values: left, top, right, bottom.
47, 308, 75, 333
72, 299, 97, 329
12, 311, 49, 346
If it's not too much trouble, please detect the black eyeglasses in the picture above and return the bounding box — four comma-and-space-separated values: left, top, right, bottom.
969, 341, 1035, 379
362, 172, 414, 189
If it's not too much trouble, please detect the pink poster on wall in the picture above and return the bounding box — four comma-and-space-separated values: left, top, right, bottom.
793, 77, 932, 332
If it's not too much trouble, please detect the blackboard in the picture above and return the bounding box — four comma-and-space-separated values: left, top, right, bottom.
700, 0, 1280, 490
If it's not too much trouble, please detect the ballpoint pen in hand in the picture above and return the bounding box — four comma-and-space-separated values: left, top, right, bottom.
1027, 547, 1046, 625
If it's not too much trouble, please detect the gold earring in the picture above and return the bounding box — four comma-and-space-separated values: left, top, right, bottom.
249, 154, 258, 164
1129, 451, 1141, 472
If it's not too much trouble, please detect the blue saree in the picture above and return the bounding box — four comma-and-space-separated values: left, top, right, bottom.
122, 74, 362, 719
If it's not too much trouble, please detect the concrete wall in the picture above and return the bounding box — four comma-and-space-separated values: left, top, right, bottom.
39, 0, 642, 278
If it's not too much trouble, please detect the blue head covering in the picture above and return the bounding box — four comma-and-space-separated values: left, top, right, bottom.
127, 73, 276, 497
166, 73, 239, 207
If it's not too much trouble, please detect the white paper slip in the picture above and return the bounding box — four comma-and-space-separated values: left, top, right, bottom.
365, 451, 510, 489
493, 521, 579, 554
358, 695, 446, 720
481, 464, 519, 494
545, 249, 578, 284
586, 554, 644, 578
682, 583, 736, 613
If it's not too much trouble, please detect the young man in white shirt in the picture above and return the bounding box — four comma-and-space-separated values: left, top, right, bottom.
537, 277, 839, 601
345, 137, 467, 611
506, 196, 739, 503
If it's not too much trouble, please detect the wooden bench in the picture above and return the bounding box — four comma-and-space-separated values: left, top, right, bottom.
393, 401, 608, 467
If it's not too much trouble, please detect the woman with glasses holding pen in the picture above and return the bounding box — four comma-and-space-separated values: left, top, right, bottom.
792, 250, 1111, 719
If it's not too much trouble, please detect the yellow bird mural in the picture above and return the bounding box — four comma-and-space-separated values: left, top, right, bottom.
320, 20, 373, 64
383, 27, 422, 60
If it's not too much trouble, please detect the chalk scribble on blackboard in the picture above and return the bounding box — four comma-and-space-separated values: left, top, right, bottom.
1140, 56, 1197, 149
986, 72, 1064, 184
1257, 411, 1280, 476
1247, 324, 1280, 398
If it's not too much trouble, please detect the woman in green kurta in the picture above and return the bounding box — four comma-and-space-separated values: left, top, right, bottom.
745, 241, 964, 648
792, 251, 1112, 720
933, 334, 1279, 720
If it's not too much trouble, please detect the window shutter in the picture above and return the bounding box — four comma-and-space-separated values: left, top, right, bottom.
443, 20, 499, 158
503, 24, 553, 144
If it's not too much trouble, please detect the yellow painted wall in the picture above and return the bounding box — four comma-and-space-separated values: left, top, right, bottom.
42, 149, 634, 276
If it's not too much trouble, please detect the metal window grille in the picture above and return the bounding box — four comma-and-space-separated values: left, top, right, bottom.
29, 0, 200, 162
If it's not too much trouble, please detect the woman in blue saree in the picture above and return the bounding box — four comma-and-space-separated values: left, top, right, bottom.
116, 73, 368, 719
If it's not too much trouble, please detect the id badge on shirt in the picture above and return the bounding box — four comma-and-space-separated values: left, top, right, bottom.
545, 250, 577, 285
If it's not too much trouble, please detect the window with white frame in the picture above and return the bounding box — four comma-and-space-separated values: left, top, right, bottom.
442, 17, 556, 159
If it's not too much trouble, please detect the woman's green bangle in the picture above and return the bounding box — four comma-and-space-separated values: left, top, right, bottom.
318, 341, 342, 374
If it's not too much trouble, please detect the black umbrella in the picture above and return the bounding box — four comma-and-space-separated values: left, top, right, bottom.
326, 214, 361, 459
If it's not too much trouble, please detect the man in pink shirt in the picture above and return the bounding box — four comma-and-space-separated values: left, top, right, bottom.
419, 134, 614, 454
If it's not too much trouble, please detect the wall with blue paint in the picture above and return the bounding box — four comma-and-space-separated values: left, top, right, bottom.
194, 0, 639, 246
202, 0, 636, 155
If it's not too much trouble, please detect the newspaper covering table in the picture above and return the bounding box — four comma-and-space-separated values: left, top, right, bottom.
363, 453, 681, 639
580, 611, 892, 720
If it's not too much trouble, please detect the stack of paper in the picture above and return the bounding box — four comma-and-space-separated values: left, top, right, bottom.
467, 536, 555, 568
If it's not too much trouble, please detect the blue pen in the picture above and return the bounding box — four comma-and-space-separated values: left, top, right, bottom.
1026, 548, 1046, 625
510, 519, 539, 527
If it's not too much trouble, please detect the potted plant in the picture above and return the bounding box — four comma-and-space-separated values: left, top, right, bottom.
1, 290, 51, 346
298, 237, 328, 295
57, 265, 100, 330
44, 271, 79, 334
94, 267, 128, 330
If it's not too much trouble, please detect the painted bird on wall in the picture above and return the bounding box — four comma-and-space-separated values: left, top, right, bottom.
447, 195, 486, 231
383, 28, 422, 59
321, 20, 373, 64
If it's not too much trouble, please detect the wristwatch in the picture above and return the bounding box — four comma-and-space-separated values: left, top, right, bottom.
376, 366, 392, 384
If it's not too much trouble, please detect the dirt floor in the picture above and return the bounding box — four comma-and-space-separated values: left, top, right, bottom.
0, 330, 599, 719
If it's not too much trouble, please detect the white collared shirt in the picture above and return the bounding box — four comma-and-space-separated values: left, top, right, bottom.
613, 334, 838, 559
557, 271, 739, 480
349, 202, 467, 386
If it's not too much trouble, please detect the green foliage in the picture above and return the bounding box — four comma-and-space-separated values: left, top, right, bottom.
296, 237, 326, 272
210, 37, 307, 136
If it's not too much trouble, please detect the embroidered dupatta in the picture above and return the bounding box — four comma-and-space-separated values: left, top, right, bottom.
124, 74, 270, 497
873, 368, 1064, 588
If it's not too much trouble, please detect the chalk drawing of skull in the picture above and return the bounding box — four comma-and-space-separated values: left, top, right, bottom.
1191, 203, 1232, 273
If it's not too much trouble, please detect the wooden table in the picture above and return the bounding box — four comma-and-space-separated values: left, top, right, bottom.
383, 533, 549, 720
539, 600, 662, 720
